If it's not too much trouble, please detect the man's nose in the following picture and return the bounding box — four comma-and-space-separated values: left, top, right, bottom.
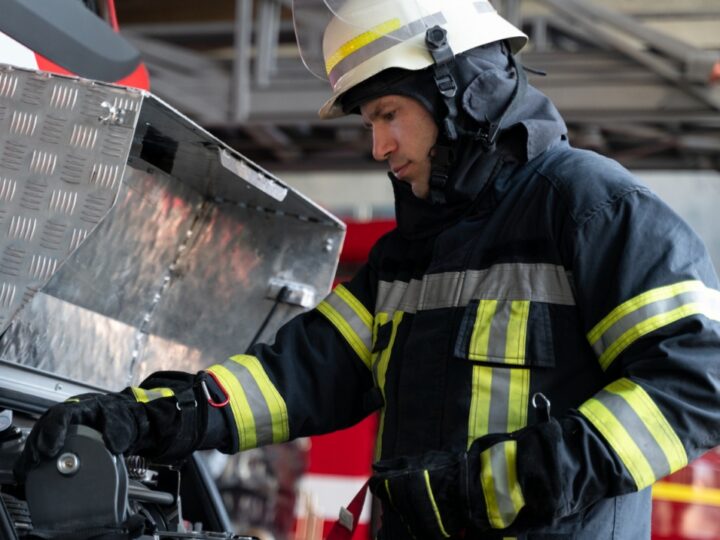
371, 126, 396, 162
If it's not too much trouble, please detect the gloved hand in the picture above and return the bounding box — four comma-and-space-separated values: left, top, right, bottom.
14, 371, 233, 481
369, 434, 518, 539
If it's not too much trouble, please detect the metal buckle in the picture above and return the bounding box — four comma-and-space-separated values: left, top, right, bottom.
201, 371, 230, 408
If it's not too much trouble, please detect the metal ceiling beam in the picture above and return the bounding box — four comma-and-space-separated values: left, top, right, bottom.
232, 0, 253, 122
124, 33, 230, 122
120, 0, 720, 171
255, 0, 282, 87
536, 0, 720, 110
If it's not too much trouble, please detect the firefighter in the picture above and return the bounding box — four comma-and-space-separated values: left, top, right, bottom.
16, 0, 720, 538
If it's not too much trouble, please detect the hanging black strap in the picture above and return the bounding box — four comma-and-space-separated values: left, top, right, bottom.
425, 25, 460, 205
174, 386, 199, 453
425, 25, 459, 142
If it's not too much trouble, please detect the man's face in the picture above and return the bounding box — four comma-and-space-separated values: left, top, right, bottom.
360, 94, 439, 199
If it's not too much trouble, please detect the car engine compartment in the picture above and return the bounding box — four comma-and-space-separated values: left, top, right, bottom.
0, 409, 254, 540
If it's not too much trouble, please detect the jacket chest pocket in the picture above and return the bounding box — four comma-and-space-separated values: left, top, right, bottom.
455, 299, 554, 368
455, 299, 555, 446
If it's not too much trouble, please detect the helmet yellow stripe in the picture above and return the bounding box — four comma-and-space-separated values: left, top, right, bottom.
325, 18, 402, 75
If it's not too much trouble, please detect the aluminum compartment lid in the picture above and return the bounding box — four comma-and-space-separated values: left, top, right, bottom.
0, 65, 345, 402
134, 92, 343, 226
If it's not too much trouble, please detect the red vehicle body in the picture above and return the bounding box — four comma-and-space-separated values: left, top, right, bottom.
4, 1, 719, 536
0, 0, 149, 90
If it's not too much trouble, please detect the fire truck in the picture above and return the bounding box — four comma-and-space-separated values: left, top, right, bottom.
1, 2, 719, 540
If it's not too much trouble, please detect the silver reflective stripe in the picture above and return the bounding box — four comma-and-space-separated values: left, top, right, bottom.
487, 302, 512, 361
328, 12, 446, 86
144, 388, 172, 401
592, 289, 711, 358
488, 368, 512, 433
593, 389, 671, 480
222, 360, 274, 446
468, 363, 530, 448
474, 1, 497, 14
460, 264, 575, 306
481, 441, 524, 528
420, 272, 464, 310
376, 279, 421, 314
376, 264, 574, 314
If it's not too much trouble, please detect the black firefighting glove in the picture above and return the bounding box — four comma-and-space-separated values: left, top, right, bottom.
14, 371, 234, 481
369, 434, 515, 540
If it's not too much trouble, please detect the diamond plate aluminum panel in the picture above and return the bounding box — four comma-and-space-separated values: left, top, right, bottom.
0, 66, 344, 394
1, 164, 343, 390
0, 66, 142, 332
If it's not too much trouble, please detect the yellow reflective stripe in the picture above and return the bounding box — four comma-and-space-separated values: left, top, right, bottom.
579, 398, 653, 488
480, 441, 525, 528
317, 284, 373, 370
335, 284, 373, 329
423, 470, 451, 538
131, 387, 174, 403
469, 300, 529, 364
131, 387, 148, 402
588, 281, 703, 343
653, 482, 720, 507
376, 312, 403, 393
469, 300, 497, 360
599, 303, 717, 370
505, 442, 525, 522
468, 365, 493, 448
606, 378, 687, 475
468, 301, 531, 447
374, 311, 404, 461
373, 312, 389, 462
325, 18, 402, 75
207, 364, 256, 450
384, 479, 394, 507
479, 449, 497, 525
504, 301, 529, 365
317, 301, 371, 366
587, 281, 720, 370
229, 355, 290, 444
467, 361, 530, 447
507, 367, 530, 433
465, 296, 533, 540
578, 378, 687, 491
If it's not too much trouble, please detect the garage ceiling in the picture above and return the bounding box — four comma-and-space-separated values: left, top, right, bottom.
116, 0, 720, 172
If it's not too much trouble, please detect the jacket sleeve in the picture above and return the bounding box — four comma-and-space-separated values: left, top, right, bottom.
204, 263, 378, 453
492, 186, 720, 530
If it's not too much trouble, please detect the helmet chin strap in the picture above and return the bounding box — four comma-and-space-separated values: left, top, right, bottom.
425, 26, 528, 205
425, 26, 458, 205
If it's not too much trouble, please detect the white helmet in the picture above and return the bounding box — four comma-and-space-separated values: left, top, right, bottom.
293, 0, 528, 119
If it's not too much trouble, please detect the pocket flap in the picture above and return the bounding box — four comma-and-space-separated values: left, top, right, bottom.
454, 299, 555, 368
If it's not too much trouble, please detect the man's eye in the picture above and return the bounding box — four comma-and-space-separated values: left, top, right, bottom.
383, 110, 396, 121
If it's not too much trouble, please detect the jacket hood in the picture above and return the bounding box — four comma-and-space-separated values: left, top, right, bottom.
391, 42, 567, 239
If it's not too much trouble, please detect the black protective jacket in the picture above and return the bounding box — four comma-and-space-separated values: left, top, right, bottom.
203, 136, 720, 539
201, 48, 720, 539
